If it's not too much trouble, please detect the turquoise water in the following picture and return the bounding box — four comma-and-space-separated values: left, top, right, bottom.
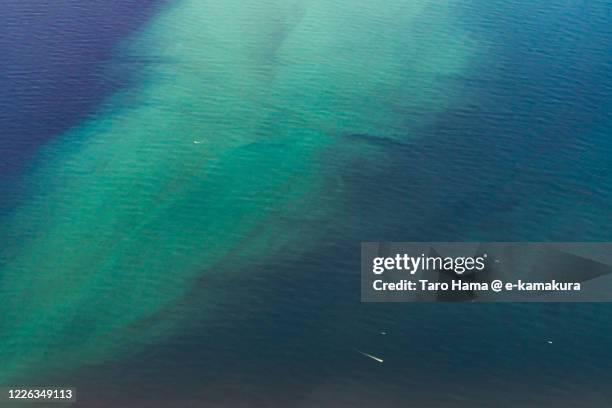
0, 0, 611, 405
0, 0, 477, 383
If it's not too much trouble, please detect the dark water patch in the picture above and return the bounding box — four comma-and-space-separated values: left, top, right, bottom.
0, 0, 166, 178
57, 237, 612, 406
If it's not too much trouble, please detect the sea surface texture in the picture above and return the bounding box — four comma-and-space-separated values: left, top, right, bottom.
0, 0, 610, 406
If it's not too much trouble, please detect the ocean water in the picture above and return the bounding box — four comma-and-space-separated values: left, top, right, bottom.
0, 0, 611, 406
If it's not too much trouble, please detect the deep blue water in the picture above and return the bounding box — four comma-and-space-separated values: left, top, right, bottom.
1, 0, 611, 406
0, 0, 161, 215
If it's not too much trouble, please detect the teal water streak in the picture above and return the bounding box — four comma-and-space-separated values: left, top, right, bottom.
0, 0, 477, 382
